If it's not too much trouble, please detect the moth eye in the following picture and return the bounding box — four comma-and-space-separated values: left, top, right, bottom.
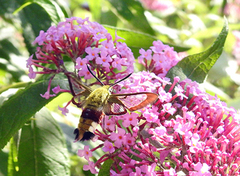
108, 87, 113, 92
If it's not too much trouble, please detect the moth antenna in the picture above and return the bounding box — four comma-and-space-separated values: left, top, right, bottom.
110, 73, 132, 88
87, 64, 104, 85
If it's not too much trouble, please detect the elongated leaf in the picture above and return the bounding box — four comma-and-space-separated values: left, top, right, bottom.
0, 79, 68, 149
104, 26, 189, 57
98, 159, 113, 176
34, 0, 66, 23
19, 3, 52, 54
0, 150, 8, 176
166, 18, 229, 83
17, 108, 70, 176
89, 0, 101, 21
16, 0, 67, 54
7, 138, 18, 176
0, 39, 21, 60
14, 0, 66, 24
0, 0, 19, 15
108, 0, 155, 35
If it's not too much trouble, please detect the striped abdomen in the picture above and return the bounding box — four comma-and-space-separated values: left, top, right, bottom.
74, 108, 103, 141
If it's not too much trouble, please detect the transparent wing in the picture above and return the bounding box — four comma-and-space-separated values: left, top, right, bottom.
103, 97, 127, 115
107, 92, 158, 113
72, 89, 90, 108
67, 76, 91, 108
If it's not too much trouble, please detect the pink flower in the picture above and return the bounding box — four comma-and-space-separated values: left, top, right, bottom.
140, 0, 174, 13
96, 50, 112, 68
232, 31, 240, 61
100, 40, 115, 53
122, 113, 139, 127
109, 128, 126, 148
102, 140, 115, 153
189, 162, 211, 176
40, 77, 56, 99
154, 126, 167, 136
138, 48, 152, 64
85, 47, 100, 60
162, 103, 176, 115
83, 161, 98, 174
104, 117, 116, 131
32, 30, 46, 45
26, 54, 34, 68
129, 167, 143, 176
77, 145, 92, 161
112, 57, 124, 70
144, 111, 158, 123
40, 91, 55, 99
27, 17, 135, 102
78, 65, 95, 79
140, 163, 157, 175
138, 40, 181, 77
52, 85, 61, 94
75, 57, 88, 69
28, 66, 36, 79
58, 106, 69, 116
163, 168, 177, 176
125, 133, 135, 146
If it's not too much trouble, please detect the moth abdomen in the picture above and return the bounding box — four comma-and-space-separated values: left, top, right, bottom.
74, 108, 103, 141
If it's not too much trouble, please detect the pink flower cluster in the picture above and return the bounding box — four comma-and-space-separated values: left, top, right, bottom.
224, 0, 240, 22
26, 17, 135, 98
233, 31, 240, 62
138, 40, 181, 77
78, 71, 240, 175
26, 17, 240, 175
140, 0, 174, 13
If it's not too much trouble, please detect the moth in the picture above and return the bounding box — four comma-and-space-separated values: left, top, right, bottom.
68, 65, 158, 142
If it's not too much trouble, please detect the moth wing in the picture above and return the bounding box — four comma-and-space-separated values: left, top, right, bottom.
68, 76, 92, 107
70, 79, 91, 95
72, 89, 91, 108
111, 92, 158, 112
103, 96, 128, 115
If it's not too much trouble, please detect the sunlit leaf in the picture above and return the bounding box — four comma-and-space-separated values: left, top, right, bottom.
0, 79, 68, 149
0, 150, 8, 176
98, 159, 113, 176
104, 25, 189, 58
108, 0, 155, 35
17, 108, 70, 176
15, 0, 67, 54
166, 18, 228, 83
7, 138, 18, 176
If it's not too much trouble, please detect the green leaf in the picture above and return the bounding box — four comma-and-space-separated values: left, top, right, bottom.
108, 0, 155, 35
98, 159, 113, 176
166, 18, 229, 83
0, 38, 24, 82
17, 108, 70, 176
0, 150, 8, 176
14, 0, 66, 24
15, 0, 67, 54
7, 138, 18, 176
0, 79, 68, 149
104, 26, 190, 58
19, 4, 52, 54
0, 39, 21, 60
89, 0, 101, 21
0, 0, 19, 15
